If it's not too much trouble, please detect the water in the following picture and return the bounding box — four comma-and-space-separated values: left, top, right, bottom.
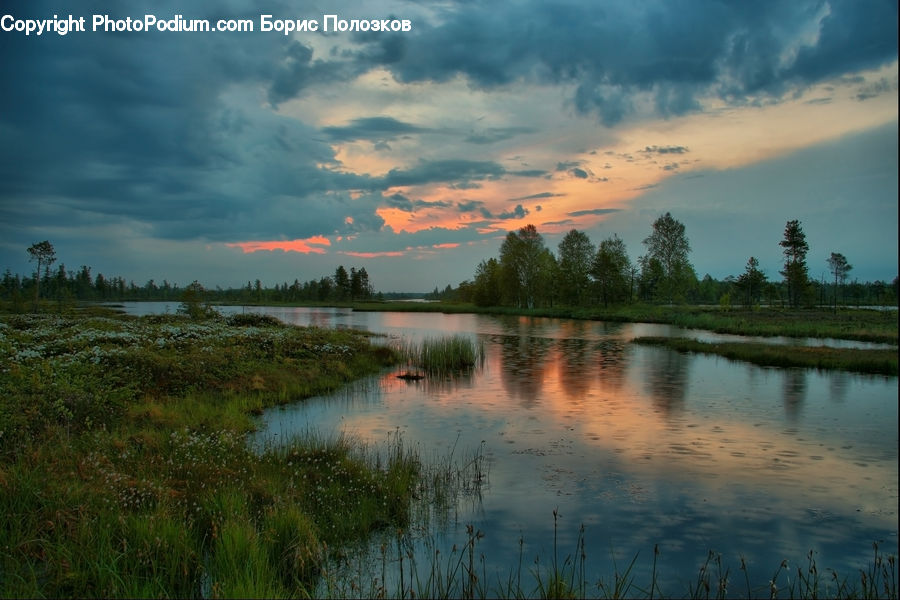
116, 303, 898, 594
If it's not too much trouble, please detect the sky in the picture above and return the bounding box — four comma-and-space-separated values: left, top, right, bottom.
1, 0, 897, 292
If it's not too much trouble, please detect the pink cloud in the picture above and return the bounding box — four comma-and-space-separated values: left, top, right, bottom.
226, 236, 331, 254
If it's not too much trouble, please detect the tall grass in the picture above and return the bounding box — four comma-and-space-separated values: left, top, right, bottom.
314, 517, 898, 600
397, 335, 485, 377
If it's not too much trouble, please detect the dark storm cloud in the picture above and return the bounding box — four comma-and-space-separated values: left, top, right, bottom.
322, 117, 431, 142
352, 0, 898, 125
0, 0, 393, 245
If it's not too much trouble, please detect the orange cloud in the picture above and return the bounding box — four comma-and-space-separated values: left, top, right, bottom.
432, 243, 459, 249
339, 250, 406, 258
226, 236, 331, 254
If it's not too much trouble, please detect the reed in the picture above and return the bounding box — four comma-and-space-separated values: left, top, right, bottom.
397, 335, 485, 377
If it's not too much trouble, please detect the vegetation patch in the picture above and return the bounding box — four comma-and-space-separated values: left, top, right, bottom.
0, 308, 448, 597
396, 335, 485, 378
633, 336, 899, 375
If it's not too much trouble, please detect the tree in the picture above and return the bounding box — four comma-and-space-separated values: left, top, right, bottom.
499, 224, 547, 309
556, 229, 595, 306
827, 252, 852, 312
27, 240, 56, 306
736, 256, 766, 306
642, 213, 695, 302
591, 235, 631, 307
334, 266, 350, 301
178, 280, 218, 320
472, 258, 502, 306
779, 220, 809, 308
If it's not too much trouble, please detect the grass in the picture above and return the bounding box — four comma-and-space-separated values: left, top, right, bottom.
632, 336, 899, 375
314, 516, 897, 599
396, 335, 485, 378
0, 307, 443, 597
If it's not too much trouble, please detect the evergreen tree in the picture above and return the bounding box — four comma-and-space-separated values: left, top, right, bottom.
779, 219, 809, 308
26, 240, 56, 306
827, 252, 852, 312
736, 256, 766, 306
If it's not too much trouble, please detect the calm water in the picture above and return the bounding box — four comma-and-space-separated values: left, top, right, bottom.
119, 303, 899, 594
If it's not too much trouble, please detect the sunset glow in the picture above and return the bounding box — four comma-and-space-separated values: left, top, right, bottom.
1, 0, 896, 291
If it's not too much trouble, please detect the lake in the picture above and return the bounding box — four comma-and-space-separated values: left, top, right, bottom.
118, 303, 898, 596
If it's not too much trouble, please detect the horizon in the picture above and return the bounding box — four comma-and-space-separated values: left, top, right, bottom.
2, 1, 898, 292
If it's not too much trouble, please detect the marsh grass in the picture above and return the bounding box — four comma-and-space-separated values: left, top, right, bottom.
633, 336, 899, 375
315, 517, 897, 600
0, 310, 451, 597
396, 335, 485, 378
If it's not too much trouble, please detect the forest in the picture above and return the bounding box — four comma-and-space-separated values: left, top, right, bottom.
3, 215, 898, 310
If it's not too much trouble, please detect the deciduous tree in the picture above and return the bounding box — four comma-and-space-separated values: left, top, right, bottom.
557, 229, 595, 306
642, 213, 695, 302
499, 224, 547, 309
591, 235, 631, 307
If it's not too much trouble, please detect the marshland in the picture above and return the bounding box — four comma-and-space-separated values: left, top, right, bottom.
5, 301, 890, 598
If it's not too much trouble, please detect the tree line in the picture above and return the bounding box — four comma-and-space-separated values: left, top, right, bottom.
426, 215, 898, 309
1, 242, 378, 310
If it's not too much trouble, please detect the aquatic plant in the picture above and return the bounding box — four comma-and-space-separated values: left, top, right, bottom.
397, 335, 485, 378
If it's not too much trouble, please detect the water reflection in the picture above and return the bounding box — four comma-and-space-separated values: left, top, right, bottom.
113, 303, 898, 592
782, 369, 807, 421
497, 333, 554, 407
641, 346, 692, 415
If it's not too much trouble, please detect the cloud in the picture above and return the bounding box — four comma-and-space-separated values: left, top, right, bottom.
227, 236, 331, 254
381, 159, 507, 187
353, 1, 898, 125
571, 167, 589, 179
498, 204, 529, 219
641, 145, 689, 155
856, 77, 896, 101
567, 208, 622, 217
385, 193, 452, 212
509, 192, 564, 201
322, 116, 431, 142
464, 126, 537, 144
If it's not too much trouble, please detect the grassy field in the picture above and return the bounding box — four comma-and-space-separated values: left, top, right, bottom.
633, 336, 899, 375
0, 308, 442, 597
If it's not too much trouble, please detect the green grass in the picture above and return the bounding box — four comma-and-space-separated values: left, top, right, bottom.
632, 336, 899, 375
0, 308, 435, 597
315, 519, 897, 599
396, 335, 485, 377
